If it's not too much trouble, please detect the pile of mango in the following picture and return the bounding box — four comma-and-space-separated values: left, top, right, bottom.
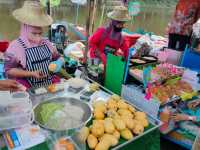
78, 95, 149, 150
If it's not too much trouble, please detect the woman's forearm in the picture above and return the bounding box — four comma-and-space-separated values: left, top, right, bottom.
7, 68, 33, 78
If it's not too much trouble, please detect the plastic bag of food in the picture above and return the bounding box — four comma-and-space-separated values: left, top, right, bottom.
133, 35, 153, 57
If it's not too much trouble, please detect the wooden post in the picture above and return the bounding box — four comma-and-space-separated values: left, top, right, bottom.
99, 0, 106, 26
47, 0, 52, 41
83, 0, 93, 76
91, 0, 97, 34
75, 4, 80, 25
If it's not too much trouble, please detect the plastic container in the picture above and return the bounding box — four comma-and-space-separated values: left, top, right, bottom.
0, 92, 32, 113
9, 92, 32, 113
47, 135, 86, 150
0, 111, 33, 130
0, 91, 33, 130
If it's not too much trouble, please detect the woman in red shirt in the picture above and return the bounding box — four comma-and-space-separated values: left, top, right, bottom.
168, 0, 200, 51
89, 6, 131, 66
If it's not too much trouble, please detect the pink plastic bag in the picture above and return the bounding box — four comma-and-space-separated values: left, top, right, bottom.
157, 48, 183, 65
157, 51, 169, 62
165, 48, 183, 65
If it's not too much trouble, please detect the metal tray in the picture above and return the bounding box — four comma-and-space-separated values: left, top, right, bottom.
34, 97, 92, 132
130, 55, 158, 67
141, 55, 158, 63
85, 104, 162, 150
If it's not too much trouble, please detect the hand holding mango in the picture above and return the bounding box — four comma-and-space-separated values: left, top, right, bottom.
48, 57, 65, 73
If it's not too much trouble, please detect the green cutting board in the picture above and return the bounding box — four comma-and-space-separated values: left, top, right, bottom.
104, 54, 126, 95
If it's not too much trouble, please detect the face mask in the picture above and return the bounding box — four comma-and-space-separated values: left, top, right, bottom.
28, 33, 42, 44
113, 26, 123, 32
27, 26, 43, 45
29, 36, 42, 44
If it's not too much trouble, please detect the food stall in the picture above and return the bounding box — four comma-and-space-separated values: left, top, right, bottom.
1, 1, 199, 149
0, 26, 198, 149
0, 76, 161, 150
121, 38, 200, 149
0, 1, 173, 150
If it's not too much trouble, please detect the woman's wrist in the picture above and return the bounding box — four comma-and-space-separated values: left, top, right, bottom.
27, 71, 34, 77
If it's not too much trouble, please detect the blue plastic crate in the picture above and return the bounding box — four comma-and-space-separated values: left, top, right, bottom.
180, 45, 200, 73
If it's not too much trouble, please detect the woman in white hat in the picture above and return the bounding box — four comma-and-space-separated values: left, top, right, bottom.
4, 0, 63, 89
89, 6, 131, 67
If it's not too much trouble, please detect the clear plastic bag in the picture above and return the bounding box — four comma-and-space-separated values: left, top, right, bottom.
46, 130, 86, 150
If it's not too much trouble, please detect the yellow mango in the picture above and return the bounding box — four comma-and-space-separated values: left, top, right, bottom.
102, 134, 118, 147
93, 120, 104, 126
110, 94, 121, 101
104, 119, 115, 134
95, 105, 107, 113
134, 111, 147, 120
87, 134, 98, 149
139, 119, 149, 127
94, 110, 105, 120
107, 99, 118, 110
113, 118, 126, 131
118, 109, 133, 118
133, 124, 144, 135
95, 139, 110, 150
107, 109, 119, 119
117, 100, 128, 109
78, 126, 89, 142
104, 117, 113, 122
121, 116, 135, 129
128, 104, 136, 113
120, 128, 133, 140
93, 101, 106, 109
112, 130, 120, 140
91, 122, 104, 138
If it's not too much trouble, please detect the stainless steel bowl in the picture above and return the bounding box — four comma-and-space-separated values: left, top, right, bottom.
34, 97, 92, 132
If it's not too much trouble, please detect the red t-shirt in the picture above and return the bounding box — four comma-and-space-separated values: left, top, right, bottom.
89, 27, 129, 65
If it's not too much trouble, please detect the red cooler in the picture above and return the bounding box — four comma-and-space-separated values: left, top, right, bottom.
0, 41, 9, 53
124, 34, 141, 48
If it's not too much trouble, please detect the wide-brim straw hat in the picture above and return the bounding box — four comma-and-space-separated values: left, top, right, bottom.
107, 6, 131, 22
13, 0, 53, 27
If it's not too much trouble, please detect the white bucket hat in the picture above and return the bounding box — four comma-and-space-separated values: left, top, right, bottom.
13, 0, 53, 27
